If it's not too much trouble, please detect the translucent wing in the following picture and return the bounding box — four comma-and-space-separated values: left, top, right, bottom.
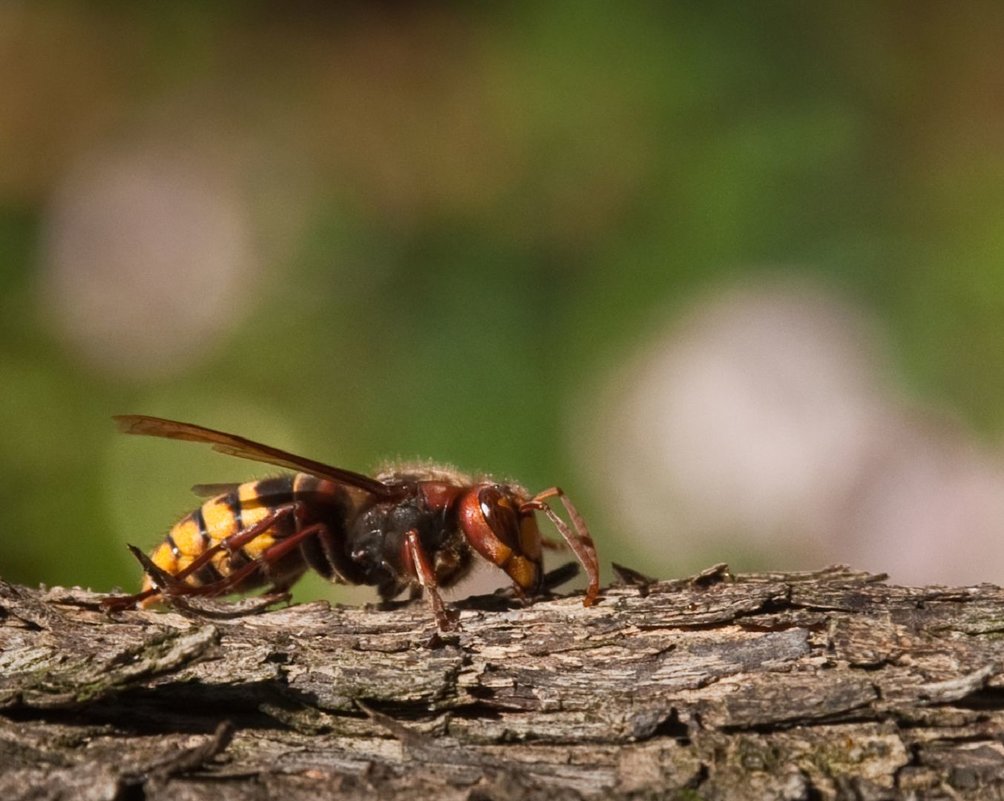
114, 415, 399, 498
190, 482, 242, 498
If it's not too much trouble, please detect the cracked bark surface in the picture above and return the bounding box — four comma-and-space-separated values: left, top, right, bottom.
3, 565, 1004, 800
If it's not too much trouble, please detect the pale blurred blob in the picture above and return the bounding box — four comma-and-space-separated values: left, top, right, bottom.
40, 142, 259, 380
587, 280, 1004, 585
842, 420, 1004, 586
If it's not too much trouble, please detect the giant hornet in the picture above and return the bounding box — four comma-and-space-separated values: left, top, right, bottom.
102, 416, 600, 629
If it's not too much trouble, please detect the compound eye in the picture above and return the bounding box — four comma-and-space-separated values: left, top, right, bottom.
479, 486, 520, 550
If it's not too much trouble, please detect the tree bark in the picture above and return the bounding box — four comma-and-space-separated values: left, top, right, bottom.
3, 565, 1004, 800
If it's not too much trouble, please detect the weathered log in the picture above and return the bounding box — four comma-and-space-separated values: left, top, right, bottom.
2, 565, 1004, 800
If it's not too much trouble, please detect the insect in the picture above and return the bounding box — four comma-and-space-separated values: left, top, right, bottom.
102, 415, 600, 630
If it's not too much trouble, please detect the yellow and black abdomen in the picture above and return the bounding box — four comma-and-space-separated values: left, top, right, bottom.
142, 473, 345, 597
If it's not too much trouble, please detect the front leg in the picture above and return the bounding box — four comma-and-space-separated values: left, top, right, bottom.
404, 529, 458, 631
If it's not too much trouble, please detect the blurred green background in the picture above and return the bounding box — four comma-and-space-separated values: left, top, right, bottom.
3, 2, 1004, 600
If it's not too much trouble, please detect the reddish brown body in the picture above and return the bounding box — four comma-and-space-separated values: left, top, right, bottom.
102, 416, 600, 629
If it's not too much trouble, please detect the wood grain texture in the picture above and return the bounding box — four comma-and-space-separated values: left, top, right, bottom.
3, 566, 1004, 800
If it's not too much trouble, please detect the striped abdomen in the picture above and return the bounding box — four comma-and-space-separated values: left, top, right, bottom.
142, 473, 347, 596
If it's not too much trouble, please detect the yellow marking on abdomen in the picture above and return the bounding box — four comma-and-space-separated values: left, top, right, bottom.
170, 517, 204, 557
142, 541, 179, 593
201, 495, 238, 543
149, 541, 178, 575
238, 481, 271, 528
236, 480, 277, 559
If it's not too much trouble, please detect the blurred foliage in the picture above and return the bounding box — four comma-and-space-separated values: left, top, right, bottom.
2, 2, 1004, 596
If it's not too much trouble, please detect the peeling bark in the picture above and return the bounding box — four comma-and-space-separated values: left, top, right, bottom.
3, 566, 1004, 800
